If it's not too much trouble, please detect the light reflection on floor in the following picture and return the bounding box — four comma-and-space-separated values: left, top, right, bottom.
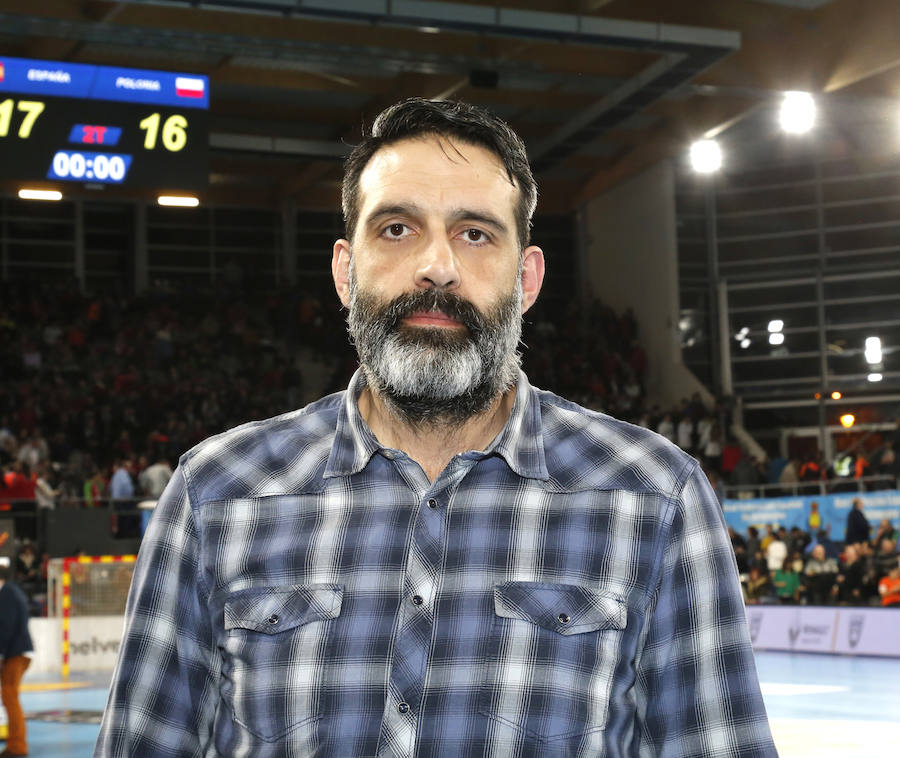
17, 651, 900, 757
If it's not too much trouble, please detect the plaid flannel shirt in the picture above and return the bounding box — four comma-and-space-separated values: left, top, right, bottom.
95, 370, 777, 758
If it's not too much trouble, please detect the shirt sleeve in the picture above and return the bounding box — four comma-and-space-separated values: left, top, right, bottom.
94, 462, 220, 757
634, 464, 778, 757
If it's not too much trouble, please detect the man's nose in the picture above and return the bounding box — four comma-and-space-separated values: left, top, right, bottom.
414, 235, 460, 290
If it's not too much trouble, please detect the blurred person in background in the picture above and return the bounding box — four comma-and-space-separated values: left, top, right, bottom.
845, 497, 871, 545
137, 457, 173, 499
109, 458, 135, 501
34, 462, 60, 510
773, 557, 801, 604
803, 545, 839, 605
0, 560, 33, 757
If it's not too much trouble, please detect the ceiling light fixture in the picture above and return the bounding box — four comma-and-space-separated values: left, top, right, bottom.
779, 91, 816, 134
689, 139, 722, 173
19, 188, 62, 201
157, 195, 199, 207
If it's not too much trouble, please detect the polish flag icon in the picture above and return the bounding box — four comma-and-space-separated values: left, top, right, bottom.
175, 76, 204, 99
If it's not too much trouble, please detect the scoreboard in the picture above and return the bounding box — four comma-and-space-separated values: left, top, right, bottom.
0, 56, 209, 189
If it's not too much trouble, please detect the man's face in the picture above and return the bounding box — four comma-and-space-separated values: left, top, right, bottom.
332, 136, 544, 424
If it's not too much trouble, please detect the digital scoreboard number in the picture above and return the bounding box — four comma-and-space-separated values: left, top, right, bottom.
0, 57, 209, 189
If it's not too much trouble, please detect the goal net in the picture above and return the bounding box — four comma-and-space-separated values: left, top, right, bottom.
47, 555, 137, 675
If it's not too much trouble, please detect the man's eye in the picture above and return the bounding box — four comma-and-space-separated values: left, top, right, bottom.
384, 223, 409, 238
463, 228, 487, 243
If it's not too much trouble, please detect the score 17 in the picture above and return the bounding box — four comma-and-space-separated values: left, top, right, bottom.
0, 99, 46, 138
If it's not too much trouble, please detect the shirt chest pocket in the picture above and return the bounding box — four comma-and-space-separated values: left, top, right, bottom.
477, 580, 627, 743
222, 583, 343, 742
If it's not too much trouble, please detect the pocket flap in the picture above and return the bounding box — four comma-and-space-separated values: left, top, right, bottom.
224, 583, 343, 634
493, 581, 626, 636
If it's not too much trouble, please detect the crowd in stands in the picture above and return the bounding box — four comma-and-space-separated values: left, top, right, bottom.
1, 279, 897, 593
731, 498, 900, 607
2, 281, 660, 514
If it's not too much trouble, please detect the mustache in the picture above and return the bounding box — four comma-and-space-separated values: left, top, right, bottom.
377, 289, 486, 335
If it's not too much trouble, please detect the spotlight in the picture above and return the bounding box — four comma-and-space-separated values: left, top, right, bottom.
779, 91, 816, 134
740, 338, 751, 349
767, 319, 784, 333
831, 391, 842, 400
769, 333, 785, 346
868, 373, 883, 382
839, 413, 855, 428
689, 139, 722, 173
864, 336, 882, 364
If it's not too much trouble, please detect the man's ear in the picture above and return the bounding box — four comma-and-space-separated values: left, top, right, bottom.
332, 238, 352, 308
520, 245, 545, 314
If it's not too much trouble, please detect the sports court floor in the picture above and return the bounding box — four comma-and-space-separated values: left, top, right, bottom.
16, 651, 900, 757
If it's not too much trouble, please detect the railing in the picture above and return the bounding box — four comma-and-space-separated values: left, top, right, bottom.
723, 474, 897, 499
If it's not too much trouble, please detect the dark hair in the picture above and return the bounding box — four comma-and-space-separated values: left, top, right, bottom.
341, 98, 538, 250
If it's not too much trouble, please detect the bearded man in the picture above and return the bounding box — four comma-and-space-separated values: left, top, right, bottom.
95, 99, 776, 758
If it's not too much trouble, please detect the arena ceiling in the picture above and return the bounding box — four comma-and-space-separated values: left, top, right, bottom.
2, 0, 900, 211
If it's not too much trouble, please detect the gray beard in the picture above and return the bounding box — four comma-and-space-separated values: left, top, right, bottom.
347, 269, 523, 427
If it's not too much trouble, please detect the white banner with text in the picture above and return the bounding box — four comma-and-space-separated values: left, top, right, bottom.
746, 605, 900, 657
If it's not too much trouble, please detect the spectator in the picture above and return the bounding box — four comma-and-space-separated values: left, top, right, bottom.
34, 462, 60, 510
807, 500, 821, 533
873, 538, 899, 583
656, 413, 674, 443
773, 557, 801, 604
873, 518, 897, 545
138, 457, 173, 499
878, 563, 900, 606
845, 498, 871, 545
109, 458, 135, 501
13, 543, 40, 599
766, 528, 788, 573
745, 525, 761, 558
83, 468, 108, 508
745, 565, 774, 604
676, 415, 694, 454
833, 544, 871, 605
803, 545, 839, 604
777, 458, 800, 494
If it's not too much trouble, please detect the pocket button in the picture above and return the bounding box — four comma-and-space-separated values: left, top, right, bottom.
267, 614, 280, 625
557, 613, 570, 624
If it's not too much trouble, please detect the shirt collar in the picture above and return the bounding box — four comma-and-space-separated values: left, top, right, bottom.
323, 368, 549, 481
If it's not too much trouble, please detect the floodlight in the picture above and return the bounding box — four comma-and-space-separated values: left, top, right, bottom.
864, 336, 882, 364
769, 333, 785, 346
767, 319, 784, 333
839, 413, 855, 428
740, 338, 751, 349
779, 91, 816, 134
689, 139, 722, 173
868, 373, 883, 382
831, 391, 842, 400
19, 188, 62, 201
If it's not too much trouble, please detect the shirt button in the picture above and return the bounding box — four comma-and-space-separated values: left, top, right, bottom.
427, 498, 437, 509
267, 614, 280, 625
557, 613, 570, 624
412, 595, 423, 606
383, 451, 395, 460
398, 702, 410, 714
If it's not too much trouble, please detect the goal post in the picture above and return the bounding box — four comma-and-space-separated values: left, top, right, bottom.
48, 554, 137, 676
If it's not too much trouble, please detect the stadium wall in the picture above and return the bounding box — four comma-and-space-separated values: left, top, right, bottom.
579, 160, 713, 409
